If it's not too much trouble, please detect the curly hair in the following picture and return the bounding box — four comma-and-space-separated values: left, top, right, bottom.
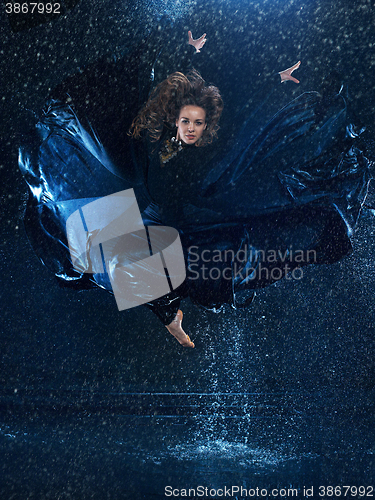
129, 69, 223, 147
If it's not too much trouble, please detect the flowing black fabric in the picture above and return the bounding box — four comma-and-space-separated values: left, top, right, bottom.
18, 41, 372, 323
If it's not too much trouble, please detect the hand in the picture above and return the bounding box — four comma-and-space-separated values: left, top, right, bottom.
279, 60, 301, 84
188, 30, 207, 53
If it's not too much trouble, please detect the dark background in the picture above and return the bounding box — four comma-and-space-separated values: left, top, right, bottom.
1, 0, 375, 498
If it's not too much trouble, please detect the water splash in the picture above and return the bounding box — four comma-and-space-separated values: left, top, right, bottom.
168, 438, 304, 468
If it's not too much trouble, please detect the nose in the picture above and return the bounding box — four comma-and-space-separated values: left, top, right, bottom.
188, 123, 194, 132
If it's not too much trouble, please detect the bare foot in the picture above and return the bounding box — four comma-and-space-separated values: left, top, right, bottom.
166, 310, 195, 348
279, 60, 301, 84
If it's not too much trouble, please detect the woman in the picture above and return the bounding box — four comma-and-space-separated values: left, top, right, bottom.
18, 31, 371, 348
127, 39, 368, 348
127, 37, 309, 347
129, 66, 224, 348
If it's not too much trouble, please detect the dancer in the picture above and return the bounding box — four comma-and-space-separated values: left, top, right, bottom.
19, 30, 372, 348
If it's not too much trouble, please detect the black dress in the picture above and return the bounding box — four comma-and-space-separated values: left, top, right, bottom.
18, 41, 372, 325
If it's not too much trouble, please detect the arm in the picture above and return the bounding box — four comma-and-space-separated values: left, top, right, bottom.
171, 30, 207, 75
189, 32, 300, 83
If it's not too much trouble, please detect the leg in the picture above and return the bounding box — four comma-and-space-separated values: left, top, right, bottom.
144, 284, 194, 348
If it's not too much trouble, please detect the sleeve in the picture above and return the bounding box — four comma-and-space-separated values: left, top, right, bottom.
150, 31, 204, 87
175, 45, 202, 74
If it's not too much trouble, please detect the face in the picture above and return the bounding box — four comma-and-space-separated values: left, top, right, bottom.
175, 105, 207, 145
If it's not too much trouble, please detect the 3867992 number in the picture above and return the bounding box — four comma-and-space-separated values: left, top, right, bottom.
319, 486, 373, 497
5, 3, 61, 14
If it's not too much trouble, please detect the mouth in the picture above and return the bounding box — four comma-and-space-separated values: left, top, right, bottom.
186, 135, 196, 140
